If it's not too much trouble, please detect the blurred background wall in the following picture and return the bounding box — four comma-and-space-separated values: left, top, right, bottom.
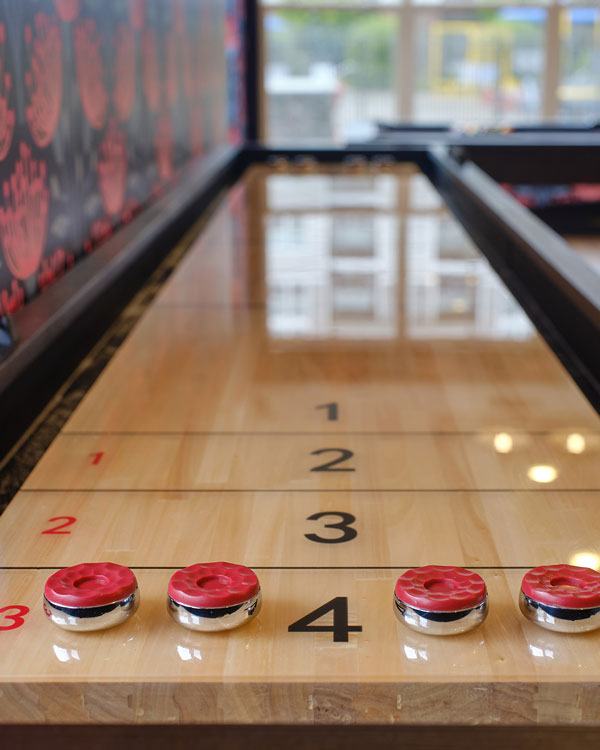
0, 0, 246, 316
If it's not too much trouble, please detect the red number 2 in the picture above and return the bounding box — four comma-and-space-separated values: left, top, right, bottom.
42, 516, 77, 535
0, 605, 30, 631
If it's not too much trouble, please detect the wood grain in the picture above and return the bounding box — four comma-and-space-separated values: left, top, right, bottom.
2, 568, 600, 725
2, 489, 600, 569
1, 164, 600, 727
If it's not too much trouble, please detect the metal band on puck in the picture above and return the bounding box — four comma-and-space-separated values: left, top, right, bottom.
43, 589, 139, 631
167, 590, 262, 631
167, 562, 262, 631
394, 566, 488, 635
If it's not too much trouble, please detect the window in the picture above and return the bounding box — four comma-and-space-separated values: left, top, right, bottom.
261, 0, 600, 140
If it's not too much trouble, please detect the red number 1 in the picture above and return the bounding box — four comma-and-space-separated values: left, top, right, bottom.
90, 452, 104, 465
0, 605, 30, 631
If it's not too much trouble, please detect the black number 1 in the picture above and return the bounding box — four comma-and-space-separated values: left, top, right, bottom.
288, 597, 362, 643
316, 402, 338, 421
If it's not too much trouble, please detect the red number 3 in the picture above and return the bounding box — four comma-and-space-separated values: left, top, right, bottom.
0, 605, 30, 631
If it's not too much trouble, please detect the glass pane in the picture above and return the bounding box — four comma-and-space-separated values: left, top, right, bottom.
558, 8, 600, 122
413, 8, 546, 125
263, 0, 401, 6
264, 10, 398, 142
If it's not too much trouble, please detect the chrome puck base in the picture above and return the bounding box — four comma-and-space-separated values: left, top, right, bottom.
167, 590, 262, 631
519, 590, 600, 633
394, 594, 488, 636
43, 588, 140, 631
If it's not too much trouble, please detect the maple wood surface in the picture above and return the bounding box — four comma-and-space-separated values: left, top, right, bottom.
1, 164, 599, 727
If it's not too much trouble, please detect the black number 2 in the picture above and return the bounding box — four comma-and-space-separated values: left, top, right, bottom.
288, 597, 362, 643
311, 448, 355, 472
305, 512, 357, 544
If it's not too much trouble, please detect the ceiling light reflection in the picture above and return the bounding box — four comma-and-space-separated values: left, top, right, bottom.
493, 433, 513, 454
570, 552, 600, 571
566, 433, 586, 454
527, 465, 557, 484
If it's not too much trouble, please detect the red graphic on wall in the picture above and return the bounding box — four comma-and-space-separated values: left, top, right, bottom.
129, 0, 146, 30
142, 29, 160, 113
74, 18, 108, 130
183, 34, 198, 102
0, 142, 50, 281
25, 13, 63, 148
121, 197, 141, 226
0, 24, 15, 162
0, 280, 24, 315
37, 247, 75, 291
165, 32, 178, 107
54, 0, 80, 22
113, 23, 135, 123
189, 102, 203, 157
173, 0, 186, 35
155, 112, 173, 181
97, 119, 128, 216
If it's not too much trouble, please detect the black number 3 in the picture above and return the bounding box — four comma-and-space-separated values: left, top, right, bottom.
305, 511, 357, 544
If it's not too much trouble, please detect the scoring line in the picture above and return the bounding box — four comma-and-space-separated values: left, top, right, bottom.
0, 565, 536, 571
17, 488, 600, 493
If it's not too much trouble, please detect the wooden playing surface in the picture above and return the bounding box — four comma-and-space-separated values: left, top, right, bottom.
2, 164, 600, 727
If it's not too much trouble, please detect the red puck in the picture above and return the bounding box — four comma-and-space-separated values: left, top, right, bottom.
395, 565, 487, 612
168, 562, 260, 608
44, 563, 138, 608
521, 564, 600, 609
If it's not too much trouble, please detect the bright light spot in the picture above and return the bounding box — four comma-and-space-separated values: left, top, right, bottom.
493, 432, 513, 454
527, 465, 557, 483
402, 645, 428, 661
529, 644, 554, 659
176, 645, 202, 662
53, 645, 70, 663
566, 433, 586, 454
570, 552, 600, 570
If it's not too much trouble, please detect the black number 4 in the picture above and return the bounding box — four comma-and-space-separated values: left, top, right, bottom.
288, 597, 362, 643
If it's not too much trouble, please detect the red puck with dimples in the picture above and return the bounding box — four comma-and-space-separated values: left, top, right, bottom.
394, 565, 488, 635
167, 562, 262, 631
520, 564, 600, 632
43, 562, 139, 632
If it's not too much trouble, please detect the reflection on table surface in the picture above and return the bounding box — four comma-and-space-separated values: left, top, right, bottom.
253, 166, 534, 341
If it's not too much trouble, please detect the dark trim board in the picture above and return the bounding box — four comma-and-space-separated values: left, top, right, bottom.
530, 202, 600, 236
451, 142, 600, 184
423, 147, 600, 414
244, 0, 259, 143
243, 143, 430, 167
4, 724, 600, 750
